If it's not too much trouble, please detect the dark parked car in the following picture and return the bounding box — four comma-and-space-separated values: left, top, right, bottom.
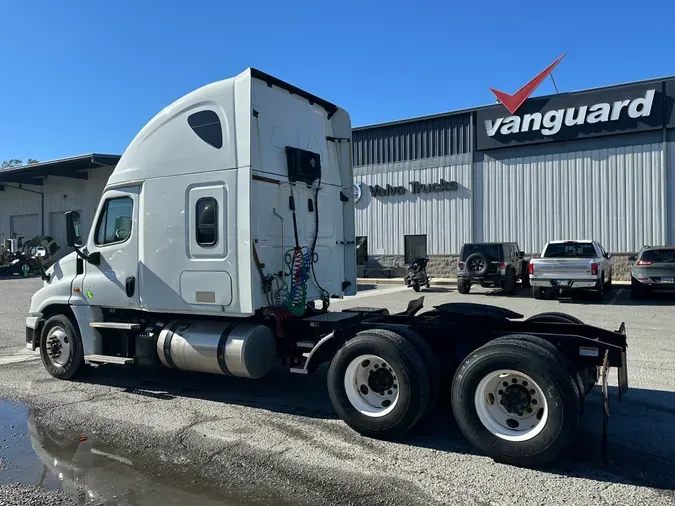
456, 242, 530, 295
629, 246, 675, 299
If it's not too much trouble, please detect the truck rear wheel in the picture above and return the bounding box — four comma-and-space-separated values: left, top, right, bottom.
532, 287, 545, 300
451, 340, 579, 467
327, 329, 431, 439
486, 334, 584, 415
39, 314, 85, 380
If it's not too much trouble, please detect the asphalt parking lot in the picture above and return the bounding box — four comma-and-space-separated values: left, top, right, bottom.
0, 277, 674, 505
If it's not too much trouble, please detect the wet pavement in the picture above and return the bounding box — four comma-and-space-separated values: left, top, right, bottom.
2, 279, 675, 505
0, 400, 281, 505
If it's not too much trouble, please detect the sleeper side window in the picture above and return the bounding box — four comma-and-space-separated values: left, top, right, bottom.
95, 197, 134, 246
188, 110, 223, 149
196, 197, 218, 247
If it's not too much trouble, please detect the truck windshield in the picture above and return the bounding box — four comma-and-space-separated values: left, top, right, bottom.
543, 243, 597, 258
640, 249, 675, 263
461, 244, 501, 261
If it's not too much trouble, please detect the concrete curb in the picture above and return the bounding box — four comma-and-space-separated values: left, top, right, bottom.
357, 277, 632, 286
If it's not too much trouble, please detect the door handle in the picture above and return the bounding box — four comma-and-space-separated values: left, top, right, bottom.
125, 276, 136, 298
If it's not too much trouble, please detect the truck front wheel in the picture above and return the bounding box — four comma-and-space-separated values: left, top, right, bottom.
39, 314, 85, 380
451, 341, 579, 468
327, 329, 431, 439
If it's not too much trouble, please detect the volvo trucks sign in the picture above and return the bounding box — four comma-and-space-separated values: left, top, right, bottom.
477, 83, 667, 150
367, 179, 458, 198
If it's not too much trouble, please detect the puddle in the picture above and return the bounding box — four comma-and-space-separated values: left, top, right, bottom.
0, 400, 277, 505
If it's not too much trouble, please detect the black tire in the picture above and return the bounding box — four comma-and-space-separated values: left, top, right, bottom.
39, 314, 85, 380
327, 329, 431, 439
630, 278, 647, 300
630, 287, 645, 300
594, 276, 605, 301
488, 335, 584, 415
526, 312, 584, 324
604, 273, 613, 291
457, 280, 471, 294
451, 340, 580, 468
391, 327, 443, 418
521, 268, 531, 289
503, 269, 517, 296
532, 287, 545, 300
465, 252, 490, 278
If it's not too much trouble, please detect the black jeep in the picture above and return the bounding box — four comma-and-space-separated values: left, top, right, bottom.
457, 242, 530, 295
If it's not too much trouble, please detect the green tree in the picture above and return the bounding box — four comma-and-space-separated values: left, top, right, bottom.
1, 158, 39, 168
1, 159, 23, 168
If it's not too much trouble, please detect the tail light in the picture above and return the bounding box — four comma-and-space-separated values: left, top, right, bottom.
528, 263, 534, 275
591, 263, 598, 276
499, 262, 506, 269
637, 260, 653, 266
458, 261, 464, 270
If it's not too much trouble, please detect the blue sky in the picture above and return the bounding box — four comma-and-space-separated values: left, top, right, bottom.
2, 0, 674, 163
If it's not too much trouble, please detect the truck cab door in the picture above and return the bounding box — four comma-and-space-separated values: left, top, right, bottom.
81, 186, 140, 309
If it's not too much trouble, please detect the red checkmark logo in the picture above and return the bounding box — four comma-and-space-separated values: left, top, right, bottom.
490, 53, 567, 115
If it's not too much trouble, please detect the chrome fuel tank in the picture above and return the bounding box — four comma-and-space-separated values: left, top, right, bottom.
156, 320, 276, 379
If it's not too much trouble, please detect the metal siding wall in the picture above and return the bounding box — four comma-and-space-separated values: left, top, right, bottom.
354, 164, 472, 255
668, 140, 675, 244
476, 143, 665, 254
0, 185, 42, 240
43, 167, 113, 241
352, 114, 472, 167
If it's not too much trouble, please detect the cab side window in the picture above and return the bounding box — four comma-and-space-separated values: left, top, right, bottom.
95, 197, 134, 246
196, 197, 218, 247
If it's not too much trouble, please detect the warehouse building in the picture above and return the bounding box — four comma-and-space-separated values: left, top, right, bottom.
0, 154, 120, 260
2, 75, 675, 281
352, 76, 675, 279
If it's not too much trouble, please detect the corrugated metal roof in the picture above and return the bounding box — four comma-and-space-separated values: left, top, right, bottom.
353, 75, 675, 132
0, 154, 121, 185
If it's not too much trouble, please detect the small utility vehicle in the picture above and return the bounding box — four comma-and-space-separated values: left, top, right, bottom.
457, 242, 530, 295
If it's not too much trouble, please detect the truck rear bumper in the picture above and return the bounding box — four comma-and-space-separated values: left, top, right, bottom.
530, 279, 598, 289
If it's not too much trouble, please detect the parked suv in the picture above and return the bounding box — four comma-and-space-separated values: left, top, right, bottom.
629, 246, 675, 299
457, 242, 530, 295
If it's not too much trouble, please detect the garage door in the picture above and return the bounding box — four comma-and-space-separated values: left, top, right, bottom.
50, 210, 82, 253
10, 214, 40, 240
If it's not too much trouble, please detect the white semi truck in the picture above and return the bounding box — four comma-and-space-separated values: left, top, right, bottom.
26, 68, 629, 468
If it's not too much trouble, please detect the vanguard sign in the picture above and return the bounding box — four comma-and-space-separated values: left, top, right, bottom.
476, 82, 669, 150
368, 179, 459, 198
486, 89, 655, 138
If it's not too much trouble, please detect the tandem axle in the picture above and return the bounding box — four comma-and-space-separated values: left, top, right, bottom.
27, 297, 628, 469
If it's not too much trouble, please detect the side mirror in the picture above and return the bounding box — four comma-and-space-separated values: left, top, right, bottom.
606, 253, 612, 260
628, 255, 636, 262
30, 246, 46, 258
518, 251, 525, 259
65, 211, 82, 247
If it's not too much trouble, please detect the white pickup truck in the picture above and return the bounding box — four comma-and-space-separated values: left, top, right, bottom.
528, 240, 613, 300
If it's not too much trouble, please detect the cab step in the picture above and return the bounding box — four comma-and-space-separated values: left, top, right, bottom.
89, 322, 141, 330
84, 354, 135, 365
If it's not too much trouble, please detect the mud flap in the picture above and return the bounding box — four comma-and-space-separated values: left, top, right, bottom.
601, 350, 611, 467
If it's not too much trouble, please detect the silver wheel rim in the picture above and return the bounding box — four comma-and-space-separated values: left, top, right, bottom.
45, 326, 71, 367
344, 354, 400, 418
469, 258, 485, 273
474, 369, 548, 442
